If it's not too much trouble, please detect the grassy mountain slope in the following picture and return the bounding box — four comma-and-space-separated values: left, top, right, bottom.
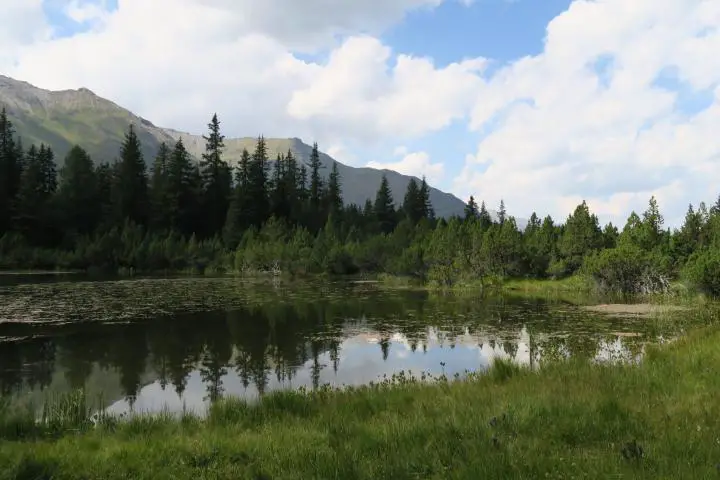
166, 129, 466, 217
0, 75, 467, 217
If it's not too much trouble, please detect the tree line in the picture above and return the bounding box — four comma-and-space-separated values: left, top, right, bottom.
0, 107, 719, 295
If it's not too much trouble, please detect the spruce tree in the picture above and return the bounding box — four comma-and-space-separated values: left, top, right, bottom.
374, 174, 395, 234
150, 142, 171, 231
224, 149, 253, 248
0, 108, 20, 234
478, 201, 492, 231
14, 145, 43, 244
403, 178, 423, 224
200, 114, 232, 238
58, 145, 99, 236
464, 195, 479, 221
94, 162, 114, 232
640, 195, 664, 251
498, 199, 507, 225
270, 153, 291, 221
167, 138, 200, 236
38, 144, 57, 195
13, 144, 57, 246
558, 201, 603, 274
283, 149, 301, 224
111, 124, 149, 226
324, 161, 343, 222
419, 176, 434, 220
308, 142, 323, 212
246, 136, 270, 228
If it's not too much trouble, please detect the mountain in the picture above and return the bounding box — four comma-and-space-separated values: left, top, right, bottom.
0, 74, 469, 217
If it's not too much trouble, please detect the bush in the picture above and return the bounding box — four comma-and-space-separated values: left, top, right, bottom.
582, 244, 670, 295
682, 248, 720, 297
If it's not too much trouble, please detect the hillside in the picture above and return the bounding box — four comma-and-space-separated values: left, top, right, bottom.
0, 74, 468, 216
165, 129, 466, 217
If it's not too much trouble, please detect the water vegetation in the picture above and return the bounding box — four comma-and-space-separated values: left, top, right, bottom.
1, 323, 720, 479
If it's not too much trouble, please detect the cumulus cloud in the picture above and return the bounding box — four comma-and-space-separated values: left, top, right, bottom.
457, 0, 720, 227
62, 0, 113, 27
367, 149, 445, 183
2, 0, 481, 150
1, 1, 49, 64
3, 0, 719, 228
288, 37, 486, 142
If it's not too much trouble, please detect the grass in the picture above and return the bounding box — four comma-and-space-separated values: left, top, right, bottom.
503, 275, 594, 295
2, 324, 720, 479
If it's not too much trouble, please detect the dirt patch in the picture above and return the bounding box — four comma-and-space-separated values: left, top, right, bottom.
582, 303, 689, 317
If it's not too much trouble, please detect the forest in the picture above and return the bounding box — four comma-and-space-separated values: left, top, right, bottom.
1, 107, 719, 295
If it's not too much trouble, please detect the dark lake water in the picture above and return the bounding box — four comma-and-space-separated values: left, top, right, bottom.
0, 275, 688, 415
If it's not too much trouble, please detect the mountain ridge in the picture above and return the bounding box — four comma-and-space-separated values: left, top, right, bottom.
0, 74, 475, 218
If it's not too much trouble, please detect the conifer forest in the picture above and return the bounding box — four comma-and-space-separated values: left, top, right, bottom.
1, 108, 720, 296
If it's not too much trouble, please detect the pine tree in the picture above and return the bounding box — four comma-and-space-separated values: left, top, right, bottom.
270, 153, 292, 222
558, 200, 603, 274
478, 201, 492, 231
403, 178, 424, 224
95, 162, 114, 232
464, 196, 479, 221
111, 124, 149, 226
640, 195, 664, 251
283, 150, 301, 224
674, 204, 702, 262
14, 145, 42, 243
150, 143, 171, 231
602, 222, 619, 249
58, 145, 99, 236
308, 142, 323, 212
200, 114, 232, 238
38, 144, 57, 195
167, 138, 200, 236
0, 108, 20, 234
224, 148, 253, 247
419, 176, 434, 220
498, 199, 507, 225
324, 161, 343, 222
13, 144, 57, 246
246, 136, 270, 228
374, 174, 395, 234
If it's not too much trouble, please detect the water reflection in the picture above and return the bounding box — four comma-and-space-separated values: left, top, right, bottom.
0, 279, 674, 414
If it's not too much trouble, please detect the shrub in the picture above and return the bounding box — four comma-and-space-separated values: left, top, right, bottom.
682, 248, 720, 296
582, 244, 670, 295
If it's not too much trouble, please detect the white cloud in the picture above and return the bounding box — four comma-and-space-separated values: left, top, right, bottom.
456, 0, 720, 227
0, 1, 49, 66
63, 0, 112, 27
2, 0, 720, 228
2, 0, 481, 151
367, 150, 445, 183
287, 36, 486, 143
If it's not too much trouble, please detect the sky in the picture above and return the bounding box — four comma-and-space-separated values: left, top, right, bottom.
1, 0, 720, 228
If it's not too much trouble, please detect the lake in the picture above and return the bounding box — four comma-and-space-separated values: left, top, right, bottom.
0, 275, 689, 416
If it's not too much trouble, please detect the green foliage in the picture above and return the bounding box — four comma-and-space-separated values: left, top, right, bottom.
582, 244, 670, 295
2, 109, 720, 296
682, 248, 720, 296
2, 326, 720, 478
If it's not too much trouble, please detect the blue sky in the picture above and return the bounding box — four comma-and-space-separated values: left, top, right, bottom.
42, 0, 118, 38
6, 0, 720, 227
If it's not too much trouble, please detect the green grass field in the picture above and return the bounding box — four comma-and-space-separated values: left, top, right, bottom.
2, 322, 719, 479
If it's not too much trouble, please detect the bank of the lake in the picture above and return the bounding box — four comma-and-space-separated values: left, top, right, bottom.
2, 323, 719, 479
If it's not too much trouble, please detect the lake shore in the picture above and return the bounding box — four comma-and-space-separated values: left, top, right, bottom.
2, 324, 719, 479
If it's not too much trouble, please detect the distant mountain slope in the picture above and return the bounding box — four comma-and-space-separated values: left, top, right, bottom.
0, 74, 469, 217
164, 129, 466, 217
0, 75, 173, 164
